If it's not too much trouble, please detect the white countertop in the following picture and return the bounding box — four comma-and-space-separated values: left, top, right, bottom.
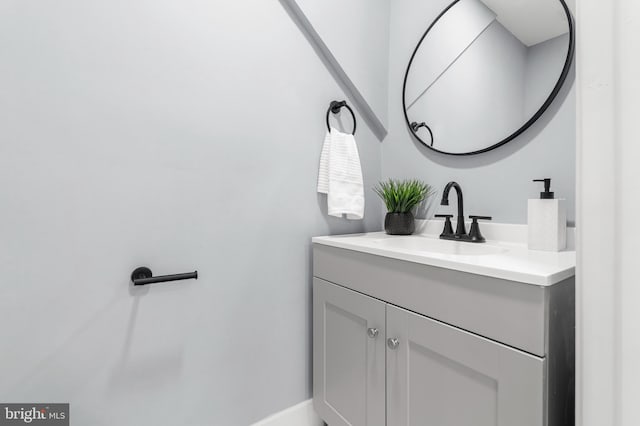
312, 222, 576, 286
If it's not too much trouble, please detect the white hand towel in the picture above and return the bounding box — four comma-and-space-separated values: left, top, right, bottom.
317, 128, 364, 220
317, 130, 331, 195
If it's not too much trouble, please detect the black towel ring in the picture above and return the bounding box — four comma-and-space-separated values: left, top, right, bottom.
411, 122, 434, 147
326, 100, 357, 135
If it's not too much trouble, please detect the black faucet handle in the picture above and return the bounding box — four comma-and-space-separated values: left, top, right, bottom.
468, 216, 491, 243
435, 214, 454, 236
469, 215, 492, 221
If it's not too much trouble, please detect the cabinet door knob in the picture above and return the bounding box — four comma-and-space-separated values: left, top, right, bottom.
367, 328, 379, 338
387, 338, 400, 350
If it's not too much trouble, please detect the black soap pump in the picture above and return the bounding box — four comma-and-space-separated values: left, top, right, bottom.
528, 178, 567, 251
533, 178, 554, 199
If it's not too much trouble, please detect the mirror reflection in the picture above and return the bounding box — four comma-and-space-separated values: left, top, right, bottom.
403, 0, 574, 155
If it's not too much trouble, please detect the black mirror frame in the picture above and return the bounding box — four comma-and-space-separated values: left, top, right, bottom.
402, 0, 576, 156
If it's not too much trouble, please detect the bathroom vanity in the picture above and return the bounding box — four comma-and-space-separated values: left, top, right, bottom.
312, 226, 575, 426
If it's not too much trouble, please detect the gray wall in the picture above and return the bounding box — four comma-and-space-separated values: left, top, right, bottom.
0, 1, 382, 425
386, 0, 576, 224
296, 0, 390, 129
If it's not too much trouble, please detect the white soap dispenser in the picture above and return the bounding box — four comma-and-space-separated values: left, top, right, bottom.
528, 178, 567, 252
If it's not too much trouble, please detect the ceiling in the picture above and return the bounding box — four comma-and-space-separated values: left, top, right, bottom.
480, 0, 571, 46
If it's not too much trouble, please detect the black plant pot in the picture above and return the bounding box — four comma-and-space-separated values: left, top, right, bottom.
384, 212, 415, 235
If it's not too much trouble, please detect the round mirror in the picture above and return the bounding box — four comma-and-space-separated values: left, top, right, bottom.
402, 0, 575, 155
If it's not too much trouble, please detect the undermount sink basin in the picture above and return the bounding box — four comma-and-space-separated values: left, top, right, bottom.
371, 236, 507, 256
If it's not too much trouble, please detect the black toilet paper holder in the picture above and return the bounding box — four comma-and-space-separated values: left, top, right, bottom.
130, 267, 198, 286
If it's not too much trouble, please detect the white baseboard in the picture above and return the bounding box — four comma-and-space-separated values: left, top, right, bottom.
251, 399, 323, 426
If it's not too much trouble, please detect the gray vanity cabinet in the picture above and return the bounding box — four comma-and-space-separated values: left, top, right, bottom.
386, 304, 545, 426
314, 278, 546, 426
313, 278, 386, 426
313, 244, 575, 426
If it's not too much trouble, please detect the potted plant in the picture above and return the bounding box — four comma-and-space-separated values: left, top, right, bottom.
374, 179, 434, 235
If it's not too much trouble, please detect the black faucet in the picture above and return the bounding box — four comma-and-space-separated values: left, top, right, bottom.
441, 181, 466, 236
436, 181, 492, 243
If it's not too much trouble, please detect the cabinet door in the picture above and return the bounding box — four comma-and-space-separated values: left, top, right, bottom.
313, 278, 386, 426
386, 305, 546, 426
